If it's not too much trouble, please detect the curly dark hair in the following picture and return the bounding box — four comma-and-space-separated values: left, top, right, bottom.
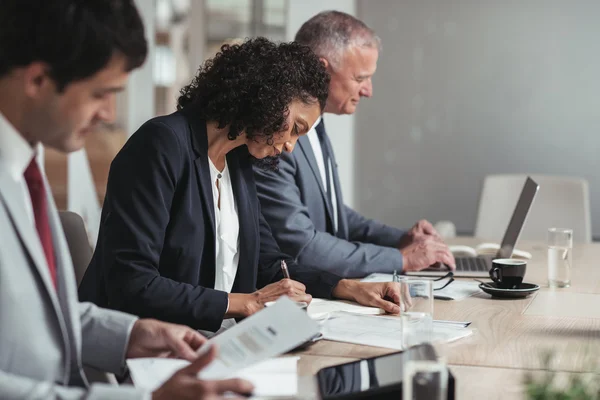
177, 37, 329, 144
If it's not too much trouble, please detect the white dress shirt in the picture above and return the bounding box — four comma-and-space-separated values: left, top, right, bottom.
306, 116, 338, 231
206, 157, 240, 334
0, 111, 37, 227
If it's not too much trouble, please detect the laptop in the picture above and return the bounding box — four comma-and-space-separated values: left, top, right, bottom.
407, 176, 539, 278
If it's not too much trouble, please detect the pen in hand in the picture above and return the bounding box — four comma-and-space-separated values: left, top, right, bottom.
280, 260, 291, 279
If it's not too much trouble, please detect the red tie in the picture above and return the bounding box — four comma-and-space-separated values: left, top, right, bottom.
24, 158, 57, 288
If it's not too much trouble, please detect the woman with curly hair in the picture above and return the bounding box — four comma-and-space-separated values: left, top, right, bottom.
79, 38, 403, 333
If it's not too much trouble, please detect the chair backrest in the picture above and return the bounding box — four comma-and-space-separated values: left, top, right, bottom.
59, 211, 93, 286
475, 174, 592, 243
58, 211, 117, 385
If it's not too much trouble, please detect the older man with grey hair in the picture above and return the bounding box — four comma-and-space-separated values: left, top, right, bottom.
253, 11, 455, 278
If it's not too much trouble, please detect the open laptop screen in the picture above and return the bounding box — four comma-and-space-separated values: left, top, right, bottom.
497, 177, 539, 259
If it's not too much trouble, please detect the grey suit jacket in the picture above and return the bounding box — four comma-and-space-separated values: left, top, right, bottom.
254, 130, 406, 278
0, 164, 143, 399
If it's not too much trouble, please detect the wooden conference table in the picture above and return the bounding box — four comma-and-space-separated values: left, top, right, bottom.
280, 238, 600, 400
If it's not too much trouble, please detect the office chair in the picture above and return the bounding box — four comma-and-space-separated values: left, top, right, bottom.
475, 174, 592, 243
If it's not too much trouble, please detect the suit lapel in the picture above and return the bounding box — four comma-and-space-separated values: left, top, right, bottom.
187, 114, 216, 236
186, 112, 217, 287
297, 135, 335, 220
44, 177, 81, 367
0, 168, 74, 378
322, 134, 348, 238
228, 151, 255, 293
0, 170, 62, 307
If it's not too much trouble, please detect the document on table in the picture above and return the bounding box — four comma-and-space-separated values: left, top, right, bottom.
307, 298, 384, 319
320, 312, 473, 350
128, 357, 299, 397
432, 280, 482, 301
361, 273, 482, 301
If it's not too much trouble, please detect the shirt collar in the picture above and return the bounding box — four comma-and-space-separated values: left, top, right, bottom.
311, 115, 322, 132
0, 111, 36, 181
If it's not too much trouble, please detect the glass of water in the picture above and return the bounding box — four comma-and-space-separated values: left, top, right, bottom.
399, 279, 434, 348
547, 228, 573, 288
403, 359, 448, 400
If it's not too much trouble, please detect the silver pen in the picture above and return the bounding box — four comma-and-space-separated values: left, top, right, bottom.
280, 260, 291, 279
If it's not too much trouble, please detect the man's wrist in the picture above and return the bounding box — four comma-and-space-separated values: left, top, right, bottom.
332, 279, 357, 302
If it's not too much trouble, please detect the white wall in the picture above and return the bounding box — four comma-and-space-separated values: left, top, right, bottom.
356, 0, 600, 238
117, 0, 156, 136
286, 0, 357, 207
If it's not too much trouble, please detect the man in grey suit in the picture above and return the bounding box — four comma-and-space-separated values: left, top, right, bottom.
254, 11, 456, 278
0, 1, 252, 399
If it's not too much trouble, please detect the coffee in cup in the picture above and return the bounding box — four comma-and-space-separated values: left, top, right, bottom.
489, 258, 527, 289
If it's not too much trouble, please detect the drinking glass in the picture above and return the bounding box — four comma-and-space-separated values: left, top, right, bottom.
399, 279, 434, 348
403, 359, 448, 400
547, 228, 573, 288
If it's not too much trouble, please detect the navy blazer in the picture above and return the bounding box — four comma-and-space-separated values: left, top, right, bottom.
79, 110, 342, 332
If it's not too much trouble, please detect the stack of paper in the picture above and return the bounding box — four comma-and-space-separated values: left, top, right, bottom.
360, 273, 482, 301
128, 357, 299, 397
307, 298, 384, 319
320, 312, 473, 350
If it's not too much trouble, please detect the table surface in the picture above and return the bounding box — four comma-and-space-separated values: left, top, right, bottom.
281, 238, 600, 400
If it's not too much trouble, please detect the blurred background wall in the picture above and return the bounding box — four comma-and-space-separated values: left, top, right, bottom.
355, 0, 600, 239
47, 0, 600, 242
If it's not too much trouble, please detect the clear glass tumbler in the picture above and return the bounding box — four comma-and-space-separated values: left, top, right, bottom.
403, 359, 448, 400
399, 279, 434, 348
547, 228, 573, 288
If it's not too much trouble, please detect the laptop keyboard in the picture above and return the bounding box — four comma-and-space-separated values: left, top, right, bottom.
456, 257, 489, 272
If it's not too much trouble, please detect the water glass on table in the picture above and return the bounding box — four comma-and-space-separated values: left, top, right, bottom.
403, 359, 448, 400
547, 228, 573, 288
399, 279, 434, 348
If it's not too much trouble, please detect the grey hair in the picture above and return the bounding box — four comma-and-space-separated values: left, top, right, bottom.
294, 11, 381, 69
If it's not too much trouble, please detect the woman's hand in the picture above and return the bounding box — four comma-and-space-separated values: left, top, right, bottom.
226, 279, 312, 317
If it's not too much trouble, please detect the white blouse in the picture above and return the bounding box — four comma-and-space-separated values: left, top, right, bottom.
206, 158, 240, 334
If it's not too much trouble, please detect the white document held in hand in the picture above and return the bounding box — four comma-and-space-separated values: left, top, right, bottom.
127, 296, 318, 390
198, 296, 319, 379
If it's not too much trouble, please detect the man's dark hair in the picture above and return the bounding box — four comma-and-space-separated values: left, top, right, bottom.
177, 37, 330, 147
0, 0, 148, 91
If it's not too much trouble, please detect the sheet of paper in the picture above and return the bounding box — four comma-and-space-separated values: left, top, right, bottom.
198, 296, 319, 379
320, 312, 473, 350
128, 358, 187, 392
433, 280, 482, 301
127, 357, 299, 397
434, 320, 472, 328
307, 298, 384, 319
235, 357, 298, 397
